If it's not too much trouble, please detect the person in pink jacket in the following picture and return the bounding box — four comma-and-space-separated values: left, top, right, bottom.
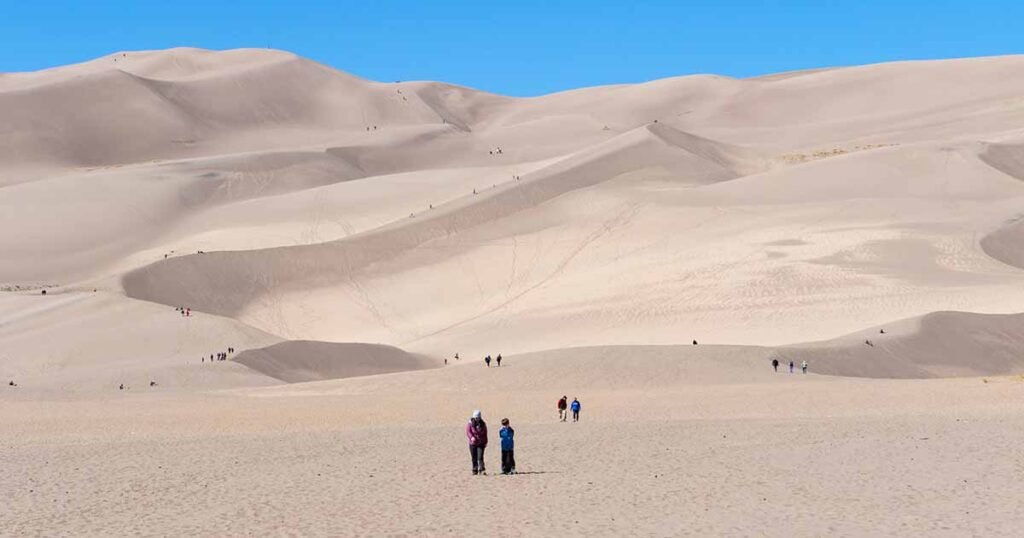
466, 410, 489, 475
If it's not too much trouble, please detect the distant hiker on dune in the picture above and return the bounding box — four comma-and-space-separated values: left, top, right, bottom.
496, 354, 502, 367
789, 360, 795, 374
570, 398, 581, 422
772, 358, 779, 372
801, 360, 808, 374
558, 396, 568, 421
467, 410, 488, 475
485, 355, 492, 367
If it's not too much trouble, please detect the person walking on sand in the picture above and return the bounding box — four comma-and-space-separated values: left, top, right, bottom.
789, 360, 795, 374
801, 360, 808, 374
570, 398, 581, 422
499, 418, 516, 475
485, 355, 491, 368
496, 354, 502, 367
467, 410, 488, 475
771, 358, 779, 372
558, 396, 568, 422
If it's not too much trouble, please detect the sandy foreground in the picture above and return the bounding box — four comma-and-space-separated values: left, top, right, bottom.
5, 349, 1024, 536
4, 48, 1024, 535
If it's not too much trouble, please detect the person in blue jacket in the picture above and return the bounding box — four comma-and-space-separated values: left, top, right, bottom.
570, 398, 581, 422
499, 418, 516, 475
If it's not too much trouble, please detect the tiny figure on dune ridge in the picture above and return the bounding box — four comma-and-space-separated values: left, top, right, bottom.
801, 360, 808, 374
558, 396, 568, 421
571, 398, 581, 422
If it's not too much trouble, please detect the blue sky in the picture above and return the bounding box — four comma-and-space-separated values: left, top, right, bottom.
2, 1, 1021, 96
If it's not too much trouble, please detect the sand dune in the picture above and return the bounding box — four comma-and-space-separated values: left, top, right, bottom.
780, 311, 1024, 378
8, 48, 1024, 535
233, 340, 435, 383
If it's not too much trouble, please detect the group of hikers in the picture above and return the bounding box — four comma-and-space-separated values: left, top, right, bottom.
466, 396, 583, 476
557, 395, 582, 422
771, 358, 808, 374
203, 348, 235, 363
444, 353, 506, 367
466, 410, 516, 476
118, 381, 157, 390
176, 306, 192, 317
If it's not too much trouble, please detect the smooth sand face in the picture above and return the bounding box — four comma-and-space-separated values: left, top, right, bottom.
4, 49, 1024, 535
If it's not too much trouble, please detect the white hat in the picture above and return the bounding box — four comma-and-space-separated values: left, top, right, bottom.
471, 410, 481, 419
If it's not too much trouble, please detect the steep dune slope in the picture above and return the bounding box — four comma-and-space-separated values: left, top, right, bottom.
779, 311, 1024, 378
121, 123, 757, 315
8, 50, 1024, 388
0, 48, 507, 181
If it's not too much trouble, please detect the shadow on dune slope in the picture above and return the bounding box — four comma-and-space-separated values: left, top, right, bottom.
778, 311, 1024, 379
233, 341, 436, 383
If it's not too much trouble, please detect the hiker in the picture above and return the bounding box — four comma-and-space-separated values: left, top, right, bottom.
202, 356, 205, 363
8, 380, 15, 387
499, 418, 516, 475
789, 360, 795, 374
455, 353, 459, 361
570, 398, 581, 422
149, 381, 157, 387
41, 289, 46, 295
485, 355, 491, 367
466, 410, 488, 475
771, 358, 779, 372
558, 396, 568, 421
119, 384, 124, 391
444, 358, 448, 365
801, 360, 808, 374
693, 340, 698, 345
496, 354, 502, 367
865, 339, 873, 347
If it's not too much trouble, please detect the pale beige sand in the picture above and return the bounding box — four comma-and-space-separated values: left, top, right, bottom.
5, 49, 1024, 535
4, 347, 1024, 536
